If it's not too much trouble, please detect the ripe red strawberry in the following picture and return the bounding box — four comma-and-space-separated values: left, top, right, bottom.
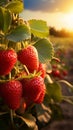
62, 70, 68, 76
21, 76, 46, 104
38, 63, 46, 78
0, 49, 17, 76
52, 64, 57, 69
0, 80, 22, 110
52, 70, 61, 77
35, 89, 45, 104
18, 45, 39, 73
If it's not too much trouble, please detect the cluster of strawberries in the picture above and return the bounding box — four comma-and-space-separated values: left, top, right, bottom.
51, 64, 68, 79
0, 45, 46, 111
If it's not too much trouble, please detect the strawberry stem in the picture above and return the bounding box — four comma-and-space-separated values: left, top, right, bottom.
10, 109, 15, 129
9, 72, 12, 80
23, 65, 30, 75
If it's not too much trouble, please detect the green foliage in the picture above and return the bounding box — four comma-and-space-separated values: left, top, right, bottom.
49, 104, 63, 120
34, 39, 54, 63
0, 0, 7, 6
29, 20, 49, 38
6, 24, 31, 42
35, 104, 51, 125
5, 1, 24, 13
0, 7, 12, 33
45, 76, 62, 102
16, 113, 36, 128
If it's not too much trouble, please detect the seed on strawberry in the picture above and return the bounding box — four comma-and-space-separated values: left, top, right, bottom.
0, 80, 22, 110
18, 45, 39, 73
21, 76, 46, 104
0, 49, 17, 76
38, 63, 46, 78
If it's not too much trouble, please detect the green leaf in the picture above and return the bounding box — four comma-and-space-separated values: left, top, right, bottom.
3, 9, 12, 33
34, 39, 54, 63
28, 20, 49, 38
17, 113, 36, 128
0, 7, 12, 32
0, 7, 4, 30
45, 74, 53, 84
36, 104, 51, 124
45, 81, 62, 102
5, 1, 24, 13
49, 104, 63, 120
0, 0, 7, 6
6, 25, 31, 42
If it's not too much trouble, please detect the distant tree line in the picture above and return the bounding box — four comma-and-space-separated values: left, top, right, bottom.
49, 27, 73, 37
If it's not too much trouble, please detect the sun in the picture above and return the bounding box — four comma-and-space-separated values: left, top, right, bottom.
63, 13, 73, 31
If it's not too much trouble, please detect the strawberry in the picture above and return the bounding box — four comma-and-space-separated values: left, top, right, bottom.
0, 49, 17, 76
62, 70, 68, 76
0, 80, 22, 110
38, 63, 46, 78
52, 64, 57, 69
21, 76, 46, 104
35, 89, 45, 104
52, 70, 61, 77
18, 45, 39, 73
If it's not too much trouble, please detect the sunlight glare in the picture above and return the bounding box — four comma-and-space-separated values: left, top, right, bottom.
63, 13, 73, 31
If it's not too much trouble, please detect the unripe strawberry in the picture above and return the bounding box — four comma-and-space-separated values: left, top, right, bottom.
17, 45, 39, 73
21, 76, 46, 104
0, 80, 22, 110
0, 49, 17, 76
38, 63, 46, 78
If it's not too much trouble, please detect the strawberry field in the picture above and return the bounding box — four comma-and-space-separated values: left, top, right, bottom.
41, 37, 73, 130
0, 0, 73, 130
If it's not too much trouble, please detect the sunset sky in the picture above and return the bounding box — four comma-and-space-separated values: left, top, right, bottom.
20, 0, 73, 30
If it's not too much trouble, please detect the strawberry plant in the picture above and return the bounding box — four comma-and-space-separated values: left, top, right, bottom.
50, 57, 68, 80
0, 0, 73, 130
